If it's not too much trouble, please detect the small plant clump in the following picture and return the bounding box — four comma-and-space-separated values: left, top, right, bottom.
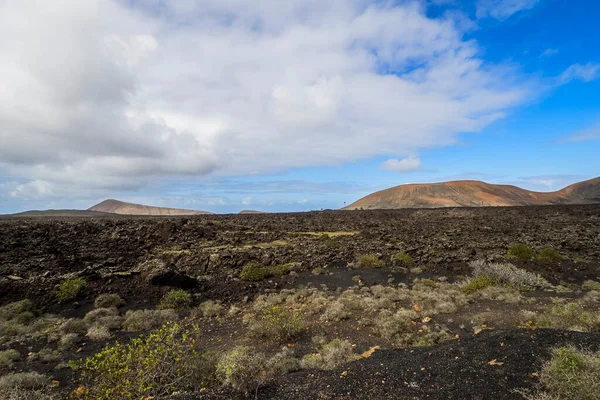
268, 263, 292, 277
356, 254, 385, 269
311, 267, 325, 275
0, 372, 49, 400
56, 279, 87, 303
75, 322, 210, 399
469, 260, 550, 290
0, 349, 20, 368
300, 339, 357, 370
247, 305, 303, 342
94, 294, 124, 309
157, 289, 191, 310
216, 346, 267, 395
536, 302, 599, 332
123, 309, 178, 331
537, 247, 563, 264
461, 275, 497, 295
240, 263, 269, 282
507, 243, 535, 260
193, 300, 223, 318
526, 346, 600, 400
392, 251, 413, 266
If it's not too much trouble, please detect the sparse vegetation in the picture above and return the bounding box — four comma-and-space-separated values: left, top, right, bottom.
56, 279, 87, 303
75, 322, 209, 399
507, 243, 535, 260
469, 260, 550, 289
582, 280, 600, 291
193, 300, 223, 318
268, 263, 292, 276
392, 251, 413, 266
157, 289, 191, 310
312, 267, 325, 275
94, 294, 124, 309
0, 372, 50, 400
357, 254, 385, 268
123, 309, 178, 331
240, 263, 269, 281
462, 274, 497, 295
247, 305, 303, 342
536, 303, 599, 332
217, 346, 266, 395
526, 346, 600, 400
0, 349, 20, 368
301, 339, 357, 370
537, 247, 563, 264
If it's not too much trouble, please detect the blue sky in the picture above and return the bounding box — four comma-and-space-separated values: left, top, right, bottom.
0, 0, 599, 213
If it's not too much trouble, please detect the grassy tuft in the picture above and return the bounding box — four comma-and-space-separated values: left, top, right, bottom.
356, 254, 385, 269
462, 275, 497, 295
507, 243, 535, 260
240, 264, 269, 282
217, 346, 266, 395
157, 289, 191, 310
56, 279, 87, 303
391, 252, 413, 266
537, 247, 563, 264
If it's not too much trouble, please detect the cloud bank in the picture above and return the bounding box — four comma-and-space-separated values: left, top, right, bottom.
1, 0, 535, 199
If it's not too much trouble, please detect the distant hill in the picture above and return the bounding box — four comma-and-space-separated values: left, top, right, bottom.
89, 199, 213, 216
5, 210, 112, 218
344, 177, 600, 210
238, 210, 267, 214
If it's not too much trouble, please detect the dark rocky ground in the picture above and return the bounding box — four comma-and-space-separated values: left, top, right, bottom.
1, 205, 599, 399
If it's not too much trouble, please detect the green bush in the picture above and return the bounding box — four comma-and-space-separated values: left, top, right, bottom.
240, 264, 269, 282
56, 279, 87, 303
320, 234, 341, 249
0, 299, 37, 322
537, 247, 563, 264
529, 346, 600, 400
462, 275, 497, 295
356, 254, 385, 269
247, 305, 303, 342
311, 267, 325, 275
157, 289, 191, 310
392, 252, 413, 266
507, 243, 535, 260
75, 322, 212, 399
268, 263, 292, 277
217, 346, 266, 395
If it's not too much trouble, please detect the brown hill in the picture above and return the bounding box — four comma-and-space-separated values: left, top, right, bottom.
89, 199, 213, 216
344, 177, 600, 210
238, 210, 267, 214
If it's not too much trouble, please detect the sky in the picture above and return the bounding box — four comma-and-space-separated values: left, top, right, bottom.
0, 0, 599, 214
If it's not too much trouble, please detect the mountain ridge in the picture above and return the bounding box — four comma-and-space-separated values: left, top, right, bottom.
89, 199, 213, 216
343, 177, 600, 210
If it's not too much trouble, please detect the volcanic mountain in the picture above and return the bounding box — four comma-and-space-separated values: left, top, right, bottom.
344, 176, 600, 210
89, 199, 213, 216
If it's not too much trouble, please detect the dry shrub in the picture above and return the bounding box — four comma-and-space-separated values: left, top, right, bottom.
356, 254, 385, 269
94, 294, 124, 309
266, 347, 301, 376
246, 305, 303, 342
157, 289, 191, 310
217, 346, 266, 395
526, 346, 600, 400
193, 300, 223, 318
83, 308, 119, 325
0, 349, 20, 368
0, 372, 50, 400
300, 339, 357, 370
468, 285, 523, 303
59, 319, 87, 335
123, 309, 178, 332
469, 260, 550, 289
373, 309, 418, 345
87, 325, 110, 341
536, 303, 600, 332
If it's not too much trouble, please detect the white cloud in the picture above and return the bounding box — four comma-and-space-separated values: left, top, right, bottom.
541, 48, 559, 58
0, 0, 532, 199
476, 0, 539, 20
561, 123, 600, 142
380, 156, 422, 172
560, 63, 600, 83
